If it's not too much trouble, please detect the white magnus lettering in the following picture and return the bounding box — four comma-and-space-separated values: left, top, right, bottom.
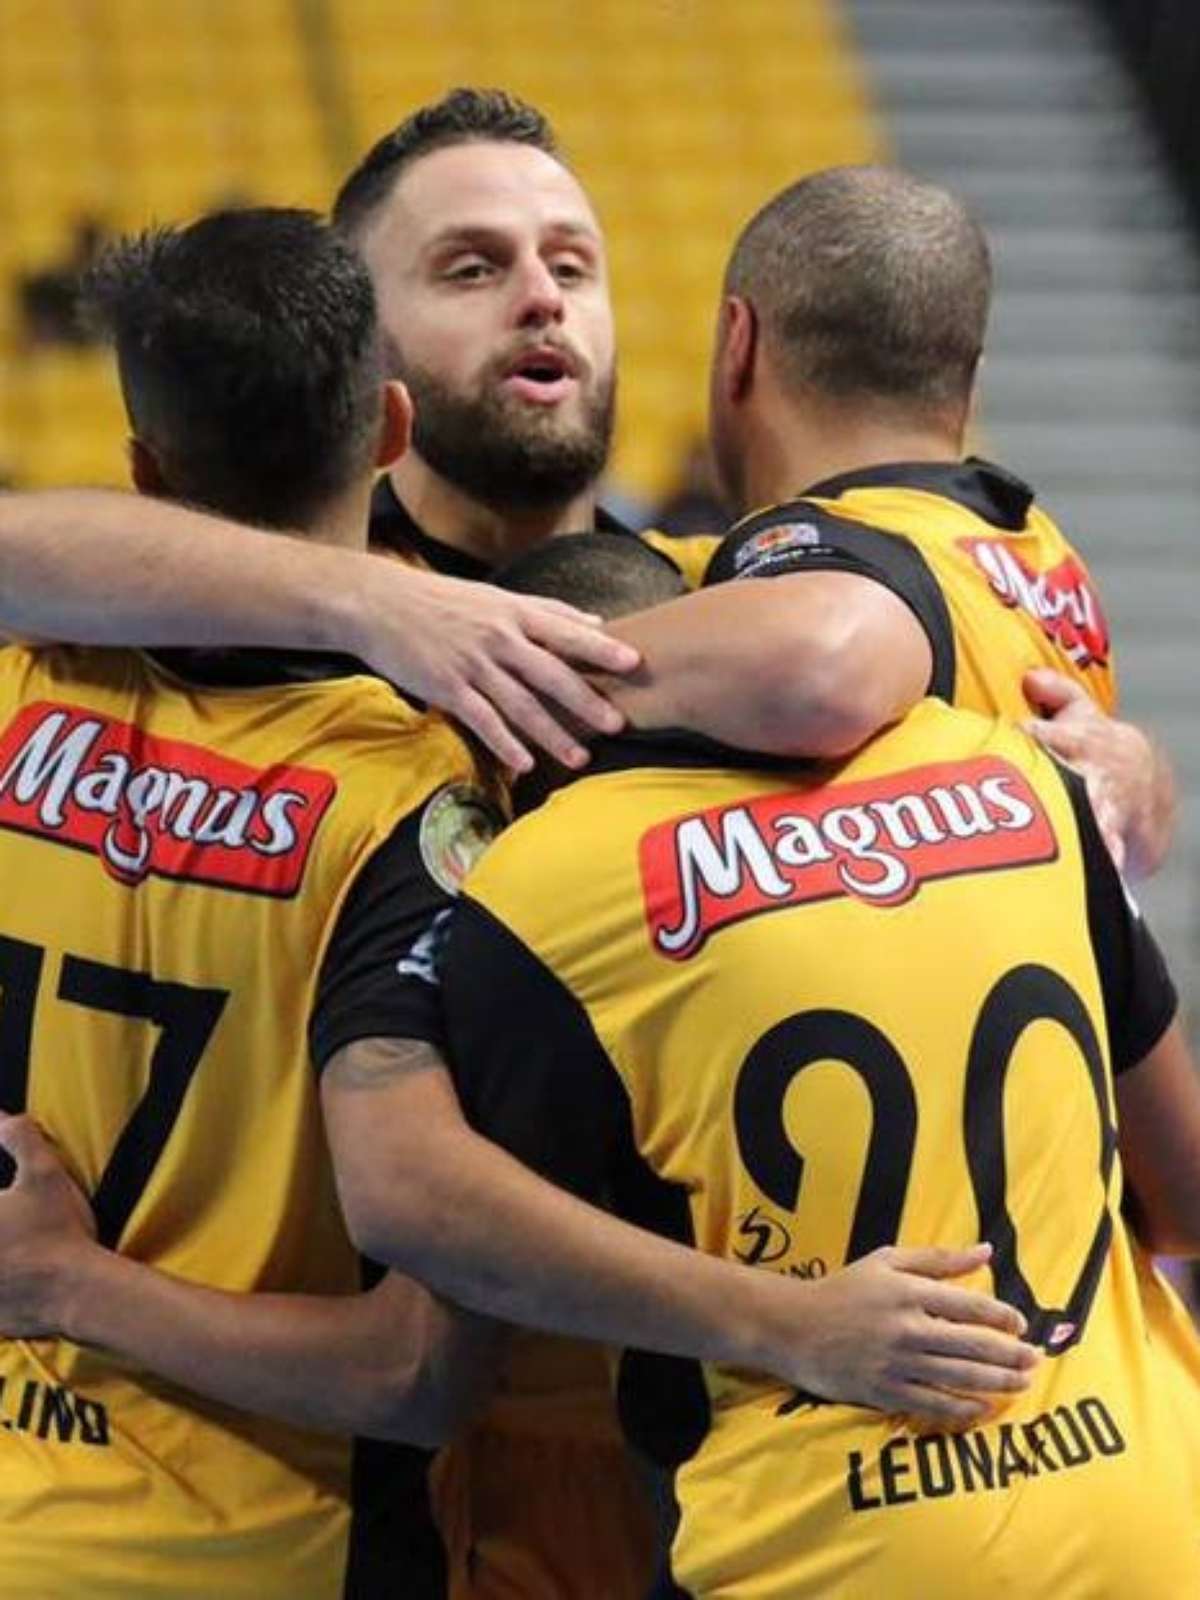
0, 713, 102, 827
656, 809, 792, 955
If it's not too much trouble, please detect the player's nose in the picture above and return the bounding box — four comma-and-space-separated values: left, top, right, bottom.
513, 256, 565, 327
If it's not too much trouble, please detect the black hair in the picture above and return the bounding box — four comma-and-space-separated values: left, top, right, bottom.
495, 532, 685, 619
333, 87, 560, 240
83, 207, 383, 530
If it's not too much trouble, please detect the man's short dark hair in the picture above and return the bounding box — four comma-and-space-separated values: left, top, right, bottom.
84, 208, 383, 530
333, 87, 560, 241
496, 533, 685, 620
725, 165, 991, 417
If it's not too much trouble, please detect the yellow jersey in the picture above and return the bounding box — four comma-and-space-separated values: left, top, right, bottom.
707, 457, 1117, 718
442, 702, 1196, 1599
0, 642, 485, 1600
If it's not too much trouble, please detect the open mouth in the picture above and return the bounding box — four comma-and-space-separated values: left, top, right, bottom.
502, 348, 579, 404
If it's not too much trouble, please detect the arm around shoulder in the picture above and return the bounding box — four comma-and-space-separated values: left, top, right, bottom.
609, 570, 933, 758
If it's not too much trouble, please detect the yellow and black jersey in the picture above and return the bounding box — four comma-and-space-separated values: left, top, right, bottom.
441, 703, 1200, 1599
0, 641, 495, 1600
369, 475, 697, 1597
370, 473, 717, 592
706, 457, 1117, 718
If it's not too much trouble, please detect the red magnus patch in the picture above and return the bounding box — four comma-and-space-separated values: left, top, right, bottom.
958, 538, 1110, 668
0, 701, 336, 896
640, 757, 1057, 960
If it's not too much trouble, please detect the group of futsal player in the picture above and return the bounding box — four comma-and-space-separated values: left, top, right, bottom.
0, 85, 1197, 1600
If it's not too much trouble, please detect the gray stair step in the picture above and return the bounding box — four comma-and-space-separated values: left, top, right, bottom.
865, 52, 1126, 113
934, 169, 1186, 231
990, 421, 1200, 491
1103, 640, 1195, 713
895, 111, 1154, 174
988, 292, 1200, 357
1136, 871, 1194, 969
980, 360, 1200, 422
988, 229, 1200, 293
1072, 570, 1200, 638
849, 1, 1107, 55
1039, 491, 1200, 557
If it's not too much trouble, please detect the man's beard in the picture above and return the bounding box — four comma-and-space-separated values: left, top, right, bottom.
399, 359, 616, 512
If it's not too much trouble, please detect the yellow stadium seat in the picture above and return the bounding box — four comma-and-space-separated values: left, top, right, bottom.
1, 0, 883, 495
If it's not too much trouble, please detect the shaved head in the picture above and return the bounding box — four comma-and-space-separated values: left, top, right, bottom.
725, 165, 991, 418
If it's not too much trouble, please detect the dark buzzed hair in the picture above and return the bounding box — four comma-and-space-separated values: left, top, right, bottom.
496, 532, 686, 620
725, 165, 991, 416
333, 87, 560, 241
84, 208, 383, 530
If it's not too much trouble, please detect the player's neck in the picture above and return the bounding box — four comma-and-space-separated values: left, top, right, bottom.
742, 404, 964, 513
303, 480, 374, 551
387, 457, 600, 567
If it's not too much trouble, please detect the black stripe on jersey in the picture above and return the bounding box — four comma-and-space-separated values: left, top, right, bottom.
309, 803, 457, 1071
445, 897, 633, 1199
344, 1437, 445, 1599
146, 647, 375, 688
612, 1153, 707, 1600
442, 899, 710, 1595
704, 503, 957, 701
804, 456, 1036, 532
1056, 762, 1178, 1072
368, 473, 638, 579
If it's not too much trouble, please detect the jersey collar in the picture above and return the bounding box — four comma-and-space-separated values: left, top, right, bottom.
145, 647, 374, 688
511, 728, 805, 816
803, 456, 1035, 532
369, 474, 637, 579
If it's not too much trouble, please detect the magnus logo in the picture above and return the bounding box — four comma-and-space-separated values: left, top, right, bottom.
640, 757, 1057, 960
0, 702, 336, 895
959, 539, 1110, 668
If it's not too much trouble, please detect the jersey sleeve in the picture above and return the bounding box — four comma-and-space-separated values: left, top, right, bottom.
1060, 765, 1178, 1072
439, 896, 630, 1201
308, 804, 457, 1071
704, 501, 956, 700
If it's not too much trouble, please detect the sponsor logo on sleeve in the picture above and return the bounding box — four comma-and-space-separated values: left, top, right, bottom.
734, 521, 825, 576
639, 757, 1057, 959
958, 538, 1110, 668
0, 701, 336, 895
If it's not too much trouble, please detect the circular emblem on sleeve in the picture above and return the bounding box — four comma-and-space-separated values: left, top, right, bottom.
418, 783, 504, 894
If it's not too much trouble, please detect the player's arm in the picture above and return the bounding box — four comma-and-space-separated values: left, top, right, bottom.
1061, 760, 1194, 1244
0, 487, 637, 771
1025, 668, 1176, 880
606, 508, 944, 758
1115, 1023, 1200, 1254
0, 1115, 493, 1443
319, 899, 1039, 1425
0, 802, 508, 1443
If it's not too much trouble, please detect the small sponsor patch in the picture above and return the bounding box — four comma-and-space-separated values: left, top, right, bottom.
734, 521, 824, 575
640, 756, 1058, 960
0, 701, 336, 895
418, 783, 503, 894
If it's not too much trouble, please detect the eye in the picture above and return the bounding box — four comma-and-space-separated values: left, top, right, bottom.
550, 255, 590, 285
444, 256, 494, 284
